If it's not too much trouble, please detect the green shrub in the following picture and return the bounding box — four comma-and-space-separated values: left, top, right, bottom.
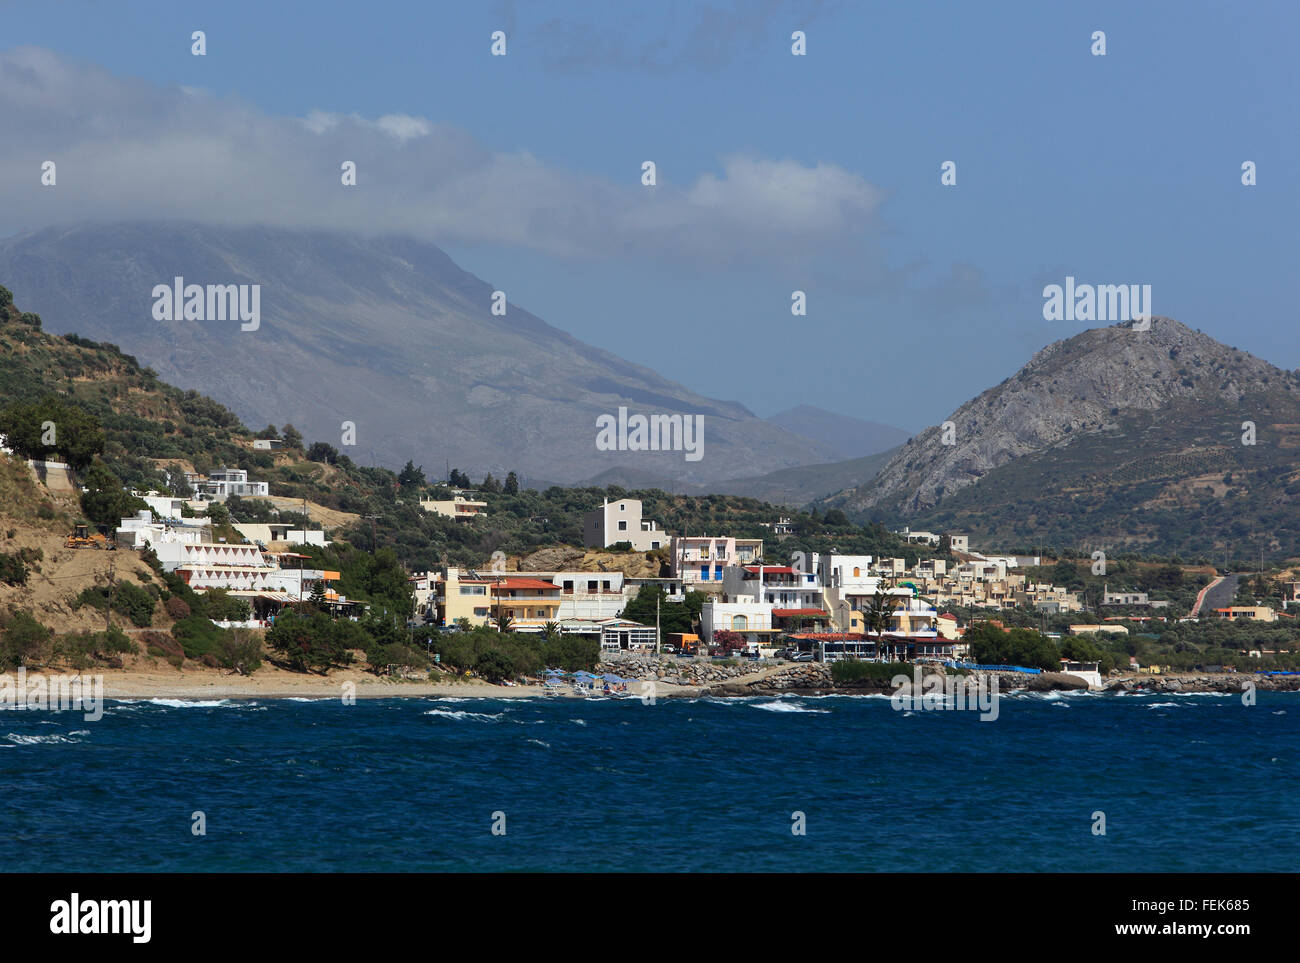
830, 660, 913, 684
0, 610, 52, 668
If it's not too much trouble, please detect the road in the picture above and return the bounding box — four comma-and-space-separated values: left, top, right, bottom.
1194, 573, 1240, 617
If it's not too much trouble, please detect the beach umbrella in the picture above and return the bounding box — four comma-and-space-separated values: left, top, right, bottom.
602, 673, 622, 682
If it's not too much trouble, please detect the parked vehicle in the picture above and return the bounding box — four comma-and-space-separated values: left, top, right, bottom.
791, 651, 815, 663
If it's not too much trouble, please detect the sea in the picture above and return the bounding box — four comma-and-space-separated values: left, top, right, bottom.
2, 689, 1295, 872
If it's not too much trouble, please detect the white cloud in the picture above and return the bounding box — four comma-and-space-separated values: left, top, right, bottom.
0, 47, 881, 268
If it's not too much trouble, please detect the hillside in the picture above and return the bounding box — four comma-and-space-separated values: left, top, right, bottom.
0, 222, 836, 485
0, 286, 928, 583
826, 317, 1300, 561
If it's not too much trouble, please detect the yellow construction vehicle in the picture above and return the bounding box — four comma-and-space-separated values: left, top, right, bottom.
65, 524, 108, 549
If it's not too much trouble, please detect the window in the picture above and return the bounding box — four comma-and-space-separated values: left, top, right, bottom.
714, 564, 722, 579
562, 580, 574, 594
732, 615, 748, 630
700, 565, 709, 580
473, 607, 489, 616
618, 521, 628, 531
853, 567, 860, 578
459, 585, 486, 596
587, 581, 598, 594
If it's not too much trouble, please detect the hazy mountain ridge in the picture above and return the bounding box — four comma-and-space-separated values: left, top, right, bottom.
0, 222, 837, 484
764, 405, 911, 459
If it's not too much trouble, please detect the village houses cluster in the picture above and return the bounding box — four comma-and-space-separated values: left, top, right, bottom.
100, 473, 1297, 660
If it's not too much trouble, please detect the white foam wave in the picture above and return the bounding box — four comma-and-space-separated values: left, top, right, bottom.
423, 708, 504, 721
752, 701, 829, 714
6, 732, 79, 745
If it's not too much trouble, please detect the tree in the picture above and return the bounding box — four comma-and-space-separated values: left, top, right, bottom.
0, 285, 12, 309
398, 460, 426, 489
475, 648, 515, 683
823, 508, 849, 527
254, 425, 279, 440
214, 629, 263, 675
307, 441, 339, 464
862, 587, 895, 637
80, 463, 149, 529
0, 610, 52, 668
448, 468, 470, 488
619, 585, 704, 636
266, 610, 358, 672
494, 611, 515, 633
712, 629, 745, 654
504, 471, 520, 495
0, 397, 104, 470
281, 424, 304, 449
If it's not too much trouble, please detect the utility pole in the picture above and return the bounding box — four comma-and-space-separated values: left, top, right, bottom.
104, 553, 117, 637
655, 591, 661, 657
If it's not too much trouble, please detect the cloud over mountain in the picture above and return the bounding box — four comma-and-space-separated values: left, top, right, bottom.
0, 47, 880, 267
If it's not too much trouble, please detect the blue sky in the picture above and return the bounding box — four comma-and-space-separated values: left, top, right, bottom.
3, 0, 1297, 433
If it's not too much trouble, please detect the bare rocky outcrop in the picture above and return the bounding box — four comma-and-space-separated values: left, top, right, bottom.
832, 317, 1293, 513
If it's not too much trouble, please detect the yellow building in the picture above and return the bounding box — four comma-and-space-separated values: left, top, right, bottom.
1214, 606, 1277, 623
419, 495, 488, 521
435, 568, 562, 630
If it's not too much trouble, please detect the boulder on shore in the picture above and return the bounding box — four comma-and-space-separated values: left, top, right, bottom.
1027, 672, 1090, 692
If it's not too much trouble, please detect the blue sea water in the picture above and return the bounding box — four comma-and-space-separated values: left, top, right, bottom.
1, 689, 1296, 872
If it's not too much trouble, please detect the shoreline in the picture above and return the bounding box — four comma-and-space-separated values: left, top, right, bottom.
10, 662, 1298, 702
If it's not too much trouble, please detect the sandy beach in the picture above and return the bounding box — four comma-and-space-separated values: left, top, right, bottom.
81, 664, 703, 701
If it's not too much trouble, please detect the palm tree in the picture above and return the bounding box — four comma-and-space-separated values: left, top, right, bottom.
542, 621, 561, 643
494, 610, 515, 633
864, 587, 895, 659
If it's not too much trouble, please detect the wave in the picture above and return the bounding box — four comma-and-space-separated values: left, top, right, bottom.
751, 701, 829, 714
146, 698, 239, 708
5, 732, 82, 745
423, 709, 504, 722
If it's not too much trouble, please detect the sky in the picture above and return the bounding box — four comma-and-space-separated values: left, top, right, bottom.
2, 0, 1297, 434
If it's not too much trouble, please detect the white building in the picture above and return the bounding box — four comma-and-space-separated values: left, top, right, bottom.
582, 498, 666, 551
233, 522, 328, 548
701, 599, 776, 645
671, 535, 763, 587
115, 510, 210, 550
184, 467, 269, 501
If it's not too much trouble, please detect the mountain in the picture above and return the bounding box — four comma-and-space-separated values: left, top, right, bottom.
573, 447, 898, 506
765, 405, 911, 459
0, 222, 836, 485
825, 317, 1300, 561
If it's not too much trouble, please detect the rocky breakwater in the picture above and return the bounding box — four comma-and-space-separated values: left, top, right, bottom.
1109, 673, 1300, 694
705, 662, 834, 697
596, 657, 764, 691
